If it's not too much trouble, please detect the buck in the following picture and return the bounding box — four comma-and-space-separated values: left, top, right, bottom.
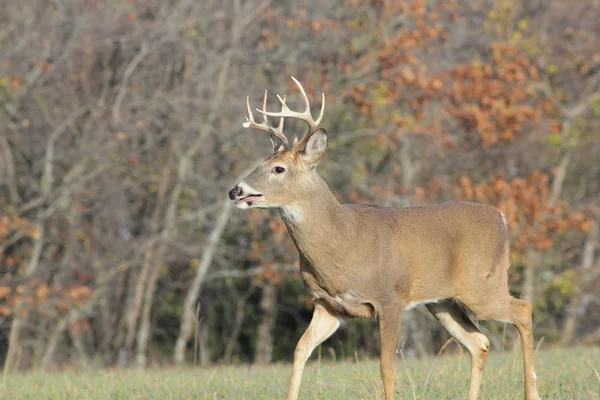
228, 77, 541, 400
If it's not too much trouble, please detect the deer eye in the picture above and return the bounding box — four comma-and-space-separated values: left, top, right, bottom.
273, 166, 286, 174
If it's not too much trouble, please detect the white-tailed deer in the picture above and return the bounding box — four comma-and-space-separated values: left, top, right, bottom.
229, 77, 541, 400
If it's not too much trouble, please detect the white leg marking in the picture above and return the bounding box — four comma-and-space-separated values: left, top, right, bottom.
404, 298, 445, 311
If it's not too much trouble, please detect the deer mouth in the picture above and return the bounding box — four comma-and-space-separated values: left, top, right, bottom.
235, 194, 262, 205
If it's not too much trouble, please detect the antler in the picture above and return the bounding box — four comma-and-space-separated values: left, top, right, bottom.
256, 77, 325, 150
243, 90, 289, 151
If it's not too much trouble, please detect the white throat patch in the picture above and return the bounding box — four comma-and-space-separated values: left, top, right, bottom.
280, 206, 304, 222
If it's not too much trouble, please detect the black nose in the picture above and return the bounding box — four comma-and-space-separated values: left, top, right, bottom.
228, 185, 242, 200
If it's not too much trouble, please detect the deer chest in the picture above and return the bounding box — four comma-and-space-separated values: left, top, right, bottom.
300, 267, 376, 319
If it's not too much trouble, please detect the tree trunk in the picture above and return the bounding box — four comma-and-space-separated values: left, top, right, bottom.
561, 295, 582, 345
198, 322, 210, 366
172, 2, 262, 363
69, 322, 91, 370
134, 260, 162, 368
561, 222, 598, 344
523, 249, 540, 304
3, 225, 44, 376
40, 309, 81, 372
174, 200, 233, 364
3, 311, 25, 375
0, 135, 20, 204
124, 248, 153, 351
132, 151, 174, 369
582, 328, 600, 345
403, 310, 432, 359
40, 261, 132, 371
124, 159, 171, 354
224, 286, 255, 364
254, 283, 277, 364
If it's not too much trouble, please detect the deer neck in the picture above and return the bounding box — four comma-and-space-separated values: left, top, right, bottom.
279, 174, 354, 261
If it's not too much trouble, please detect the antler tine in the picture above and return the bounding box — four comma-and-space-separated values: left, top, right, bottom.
290, 76, 311, 116
277, 95, 286, 130
256, 77, 326, 151
261, 90, 269, 125
315, 92, 326, 126
244, 96, 255, 125
242, 92, 289, 149
289, 77, 325, 128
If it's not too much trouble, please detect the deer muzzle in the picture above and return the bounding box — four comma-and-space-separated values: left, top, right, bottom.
228, 185, 242, 200
228, 184, 263, 207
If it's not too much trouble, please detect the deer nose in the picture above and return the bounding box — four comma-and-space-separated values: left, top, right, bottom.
228, 185, 243, 200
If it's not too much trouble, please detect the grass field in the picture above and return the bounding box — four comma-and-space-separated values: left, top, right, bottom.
2, 346, 599, 399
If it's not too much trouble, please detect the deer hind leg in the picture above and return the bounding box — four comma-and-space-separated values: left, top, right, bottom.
378, 307, 402, 400
427, 301, 489, 400
285, 301, 340, 400
507, 297, 541, 400
467, 295, 541, 400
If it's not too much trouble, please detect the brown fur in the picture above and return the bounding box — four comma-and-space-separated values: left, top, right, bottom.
232, 124, 540, 400
240, 154, 510, 319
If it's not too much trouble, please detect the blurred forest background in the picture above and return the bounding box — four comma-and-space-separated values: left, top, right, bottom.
1, 0, 600, 373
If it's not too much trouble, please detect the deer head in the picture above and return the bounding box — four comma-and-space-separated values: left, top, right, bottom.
229, 77, 327, 210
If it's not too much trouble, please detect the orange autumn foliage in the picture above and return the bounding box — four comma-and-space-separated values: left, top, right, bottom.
451, 172, 592, 251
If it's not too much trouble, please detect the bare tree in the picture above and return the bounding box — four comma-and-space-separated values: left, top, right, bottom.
254, 282, 277, 364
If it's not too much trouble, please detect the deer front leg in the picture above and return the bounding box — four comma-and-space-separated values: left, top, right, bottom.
285, 301, 340, 400
379, 307, 402, 400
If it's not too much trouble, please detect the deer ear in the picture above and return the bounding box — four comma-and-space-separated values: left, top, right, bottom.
301, 129, 327, 169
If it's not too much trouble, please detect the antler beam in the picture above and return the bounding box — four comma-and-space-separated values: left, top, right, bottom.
243, 90, 289, 150
255, 77, 325, 150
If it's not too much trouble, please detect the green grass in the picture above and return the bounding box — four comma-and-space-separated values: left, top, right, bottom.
2, 346, 599, 399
